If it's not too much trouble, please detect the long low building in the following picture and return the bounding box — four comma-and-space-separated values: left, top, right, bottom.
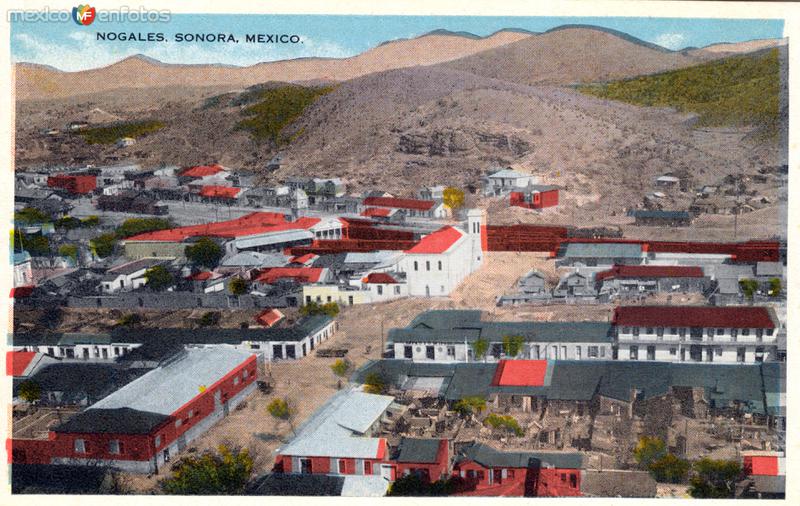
11, 346, 257, 473
12, 314, 337, 362
387, 306, 780, 364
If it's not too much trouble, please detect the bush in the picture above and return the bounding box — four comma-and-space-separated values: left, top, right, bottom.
363, 372, 387, 395
484, 414, 524, 436
331, 358, 351, 378
55, 216, 82, 230
442, 187, 465, 210
58, 244, 78, 260
15, 230, 50, 256
160, 445, 253, 495
236, 85, 335, 144
185, 237, 223, 268
502, 335, 525, 358
77, 120, 165, 145
299, 301, 340, 318
116, 313, 143, 327
267, 398, 291, 420
144, 265, 173, 291
453, 396, 487, 417
17, 380, 41, 403
634, 436, 667, 469
649, 454, 690, 483
739, 279, 759, 299
15, 207, 50, 224
471, 338, 489, 361
769, 277, 782, 296
228, 277, 248, 295
689, 457, 742, 498
115, 217, 172, 239
81, 215, 100, 227
90, 233, 117, 258
199, 311, 220, 327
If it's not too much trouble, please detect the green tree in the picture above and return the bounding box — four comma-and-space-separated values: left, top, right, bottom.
649, 454, 691, 483
442, 187, 465, 210
115, 217, 172, 238
471, 338, 489, 362
453, 396, 487, 417
90, 233, 117, 258
768, 277, 782, 296
331, 358, 351, 379
14, 230, 50, 256
17, 380, 41, 403
502, 335, 525, 358
300, 301, 340, 318
58, 244, 79, 261
15, 207, 49, 224
185, 237, 223, 268
55, 216, 82, 230
484, 414, 524, 437
144, 265, 173, 291
80, 215, 100, 227
634, 436, 668, 470
363, 372, 387, 395
689, 458, 742, 498
739, 279, 759, 300
267, 398, 296, 435
229, 277, 248, 295
160, 445, 253, 495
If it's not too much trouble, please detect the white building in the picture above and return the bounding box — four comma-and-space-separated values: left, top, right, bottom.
614, 306, 779, 363
484, 167, 537, 196
100, 258, 169, 293
400, 209, 485, 297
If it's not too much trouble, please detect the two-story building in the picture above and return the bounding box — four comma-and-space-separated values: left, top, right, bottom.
613, 306, 779, 363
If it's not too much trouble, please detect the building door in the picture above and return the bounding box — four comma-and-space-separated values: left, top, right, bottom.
425, 285, 430, 297
177, 434, 187, 451
223, 400, 230, 416
300, 458, 312, 474
404, 346, 413, 359
689, 345, 703, 362
647, 346, 656, 360
380, 464, 393, 481
680, 347, 686, 361
426, 346, 435, 360
493, 469, 503, 484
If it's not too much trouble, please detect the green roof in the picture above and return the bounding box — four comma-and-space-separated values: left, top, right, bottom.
562, 243, 643, 258
458, 442, 583, 470
395, 438, 442, 464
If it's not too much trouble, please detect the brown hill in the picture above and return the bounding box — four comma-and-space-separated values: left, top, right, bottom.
687, 38, 787, 57
14, 30, 531, 100
439, 26, 713, 85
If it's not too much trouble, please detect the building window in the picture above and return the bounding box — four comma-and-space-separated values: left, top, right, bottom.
154, 435, 162, 448
741, 328, 750, 336
669, 347, 677, 355
669, 327, 677, 335
377, 285, 383, 295
426, 261, 431, 271
600, 347, 606, 358
731, 329, 738, 339
645, 327, 654, 335
338, 459, 347, 474
447, 346, 456, 358
632, 327, 640, 337
588, 346, 598, 358
569, 473, 578, 488
737, 347, 746, 363
364, 461, 372, 475
707, 328, 715, 337
233, 376, 240, 385
716, 328, 724, 336
715, 348, 723, 356
440, 285, 445, 293
438, 261, 442, 270
679, 328, 687, 337
109, 440, 122, 455
766, 328, 774, 336
188, 410, 194, 418
394, 285, 401, 295
413, 261, 418, 271
175, 419, 183, 428
622, 327, 630, 334
656, 327, 664, 337
243, 369, 249, 379
630, 346, 639, 360
74, 439, 86, 454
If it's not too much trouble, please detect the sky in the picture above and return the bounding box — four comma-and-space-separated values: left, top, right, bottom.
10, 14, 785, 71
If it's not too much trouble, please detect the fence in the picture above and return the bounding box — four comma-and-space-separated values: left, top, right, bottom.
66, 291, 299, 309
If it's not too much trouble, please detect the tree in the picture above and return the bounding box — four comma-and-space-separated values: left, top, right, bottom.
471, 338, 489, 362
55, 216, 82, 230
649, 454, 690, 483
15, 207, 49, 224
160, 445, 253, 495
144, 265, 173, 291
453, 396, 487, 417
634, 436, 667, 470
502, 335, 525, 358
768, 277, 782, 296
185, 237, 223, 268
199, 311, 220, 327
14, 230, 50, 256
81, 215, 100, 227
17, 380, 41, 403
229, 277, 248, 295
442, 187, 465, 210
115, 217, 172, 238
689, 458, 742, 498
331, 359, 351, 379
267, 398, 296, 435
116, 313, 143, 327
739, 279, 759, 300
90, 233, 117, 258
58, 244, 79, 261
363, 372, 387, 395
484, 414, 524, 437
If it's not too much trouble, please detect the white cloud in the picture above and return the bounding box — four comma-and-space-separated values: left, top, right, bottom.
653, 32, 688, 50
13, 32, 356, 71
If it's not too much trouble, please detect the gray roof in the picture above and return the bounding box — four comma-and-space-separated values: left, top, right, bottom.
54, 407, 169, 434
488, 168, 529, 179
580, 470, 657, 497
756, 262, 783, 277
279, 389, 392, 459
457, 442, 582, 469
222, 251, 289, 267
106, 258, 166, 276
234, 229, 313, 249
409, 310, 483, 330
395, 438, 443, 463
90, 346, 252, 415
631, 210, 691, 219
717, 278, 741, 295
562, 243, 643, 259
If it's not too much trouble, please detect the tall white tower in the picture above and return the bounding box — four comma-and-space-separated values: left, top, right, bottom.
466, 208, 487, 272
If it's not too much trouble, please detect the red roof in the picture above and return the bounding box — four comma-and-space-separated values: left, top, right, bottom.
10, 286, 35, 298
405, 226, 463, 254
6, 351, 37, 377
125, 212, 303, 242
744, 456, 782, 476
187, 271, 213, 281
179, 164, 225, 178
363, 272, 398, 284
614, 306, 775, 329
256, 308, 285, 327
289, 253, 318, 265
199, 185, 241, 199
361, 207, 393, 217
363, 197, 435, 211
595, 265, 705, 282
256, 267, 324, 284
491, 360, 548, 387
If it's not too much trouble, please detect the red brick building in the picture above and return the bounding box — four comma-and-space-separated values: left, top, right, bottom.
47, 174, 97, 194
11, 347, 256, 473
510, 185, 559, 210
